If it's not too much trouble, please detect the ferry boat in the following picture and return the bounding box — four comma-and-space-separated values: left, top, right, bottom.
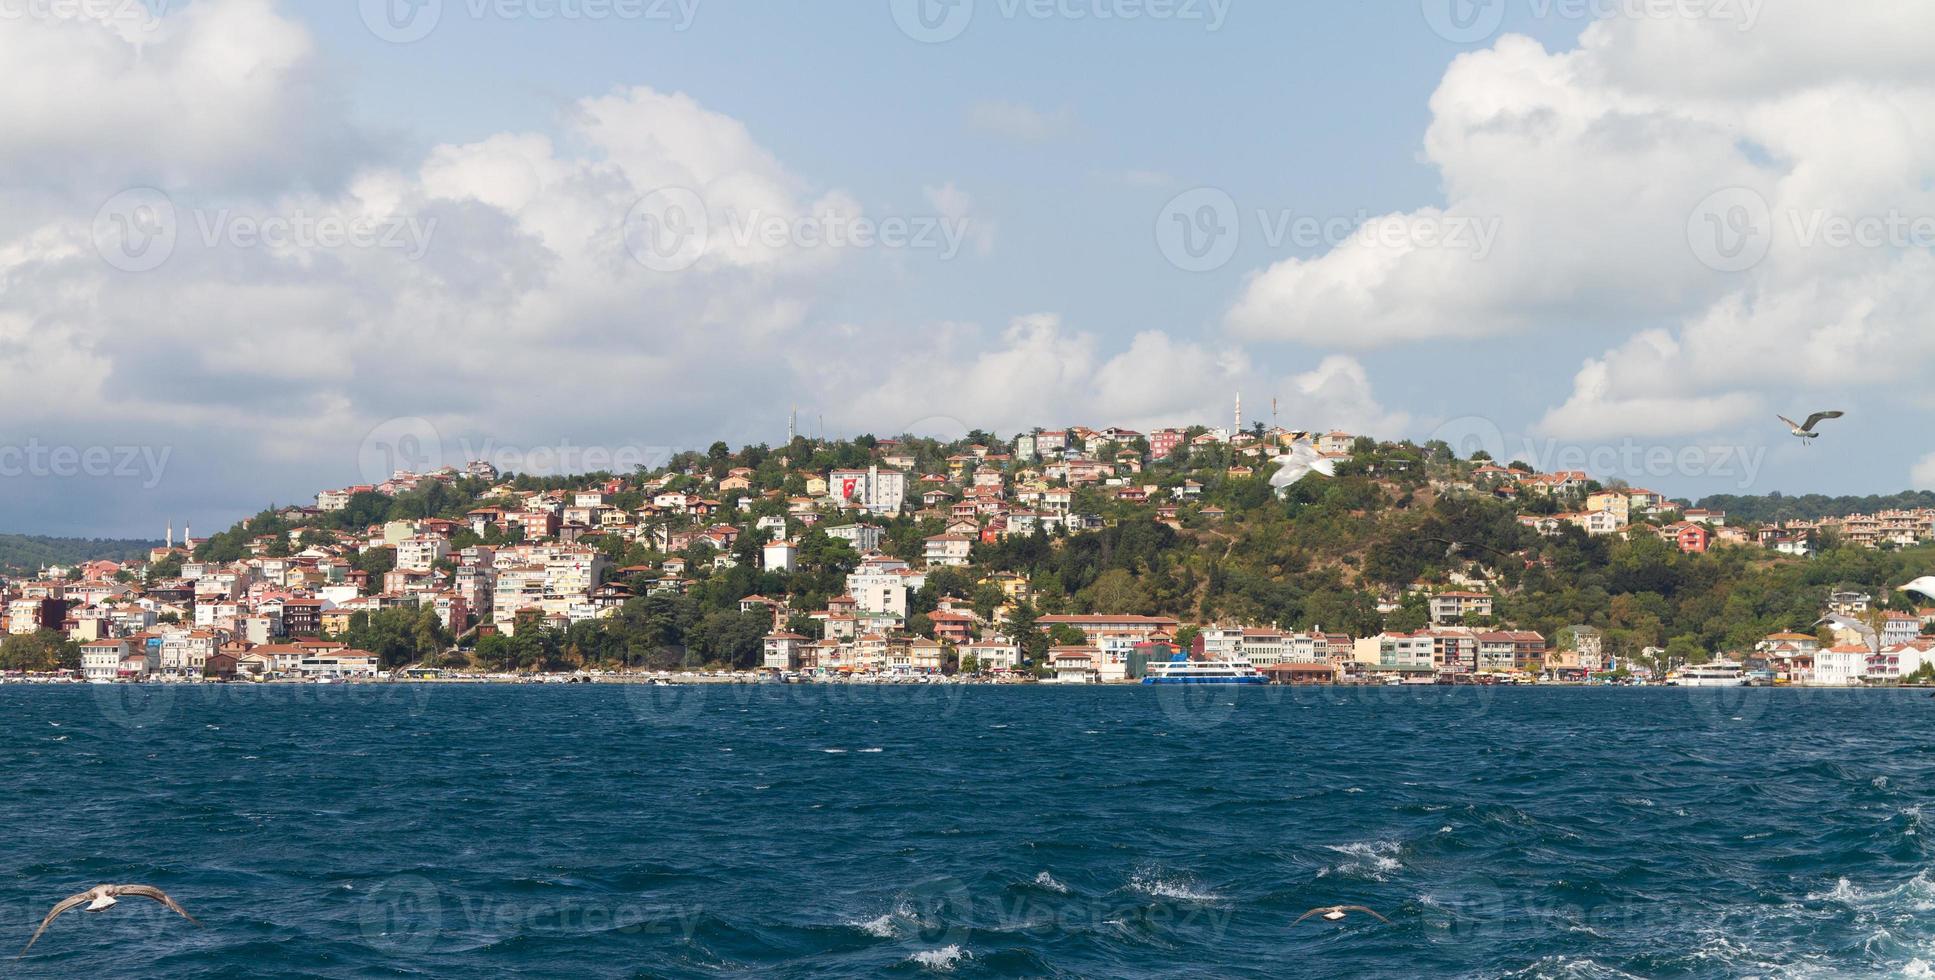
1669, 660, 1746, 687
1140, 655, 1268, 685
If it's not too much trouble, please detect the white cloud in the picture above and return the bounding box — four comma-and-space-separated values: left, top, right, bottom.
966, 100, 1076, 143
1536, 331, 1761, 439
1914, 453, 1935, 492
1225, 8, 1935, 439
813, 314, 1404, 438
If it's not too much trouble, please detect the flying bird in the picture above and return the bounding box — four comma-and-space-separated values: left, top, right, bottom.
1293, 905, 1391, 925
1778, 411, 1843, 445
19, 884, 199, 957
1269, 441, 1338, 498
1900, 577, 1935, 604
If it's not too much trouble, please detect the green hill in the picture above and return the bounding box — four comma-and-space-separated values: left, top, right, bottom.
0, 534, 159, 572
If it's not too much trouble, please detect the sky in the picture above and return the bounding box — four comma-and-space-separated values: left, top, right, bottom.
3, 0, 1935, 538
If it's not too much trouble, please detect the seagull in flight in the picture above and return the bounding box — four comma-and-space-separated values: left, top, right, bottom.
1293, 904, 1392, 925
1269, 441, 1338, 498
1778, 411, 1843, 445
19, 884, 199, 957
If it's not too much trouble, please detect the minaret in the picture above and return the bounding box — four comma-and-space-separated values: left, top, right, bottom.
166, 522, 173, 549
1234, 393, 1243, 434
789, 407, 797, 443
184, 522, 191, 548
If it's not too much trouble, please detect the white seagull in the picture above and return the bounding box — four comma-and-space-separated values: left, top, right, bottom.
1269, 441, 1338, 498
19, 884, 199, 957
1900, 577, 1935, 604
1777, 411, 1844, 445
1293, 904, 1392, 925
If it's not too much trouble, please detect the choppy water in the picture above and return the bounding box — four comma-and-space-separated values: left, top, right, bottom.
5, 683, 1935, 978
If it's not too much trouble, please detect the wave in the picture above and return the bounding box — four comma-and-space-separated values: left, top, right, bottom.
908, 944, 968, 970
850, 913, 897, 938
1127, 869, 1220, 903
1318, 840, 1403, 881
1031, 871, 1070, 895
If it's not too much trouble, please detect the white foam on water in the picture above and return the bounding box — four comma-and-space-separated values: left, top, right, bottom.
1320, 840, 1404, 881
850, 913, 896, 938
1496, 955, 1648, 979
1128, 869, 1221, 903
909, 945, 968, 971
859, 748, 883, 753
1033, 871, 1070, 894
822, 749, 848, 754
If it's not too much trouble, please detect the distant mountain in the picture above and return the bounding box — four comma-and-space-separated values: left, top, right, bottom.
1695, 491, 1935, 526
0, 534, 160, 573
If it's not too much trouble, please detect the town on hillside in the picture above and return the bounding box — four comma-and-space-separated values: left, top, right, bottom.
5, 422, 1935, 688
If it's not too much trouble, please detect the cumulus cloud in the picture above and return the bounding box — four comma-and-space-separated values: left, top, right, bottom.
0, 0, 902, 531
1225, 7, 1935, 440
811, 314, 1404, 438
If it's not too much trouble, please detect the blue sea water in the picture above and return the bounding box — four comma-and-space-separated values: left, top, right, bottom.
4, 683, 1935, 978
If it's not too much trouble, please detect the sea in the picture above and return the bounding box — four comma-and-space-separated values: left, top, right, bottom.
4, 682, 1934, 978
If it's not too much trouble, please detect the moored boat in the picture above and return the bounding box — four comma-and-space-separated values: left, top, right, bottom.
1140, 655, 1268, 685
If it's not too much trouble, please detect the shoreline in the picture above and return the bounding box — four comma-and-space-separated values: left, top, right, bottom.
7, 675, 1932, 691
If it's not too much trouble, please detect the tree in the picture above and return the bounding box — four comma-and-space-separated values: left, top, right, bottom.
0, 630, 75, 672
1665, 634, 1708, 668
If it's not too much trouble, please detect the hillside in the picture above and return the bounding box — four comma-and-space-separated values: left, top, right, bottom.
161, 432, 1935, 673
1696, 491, 1935, 526
0, 534, 158, 573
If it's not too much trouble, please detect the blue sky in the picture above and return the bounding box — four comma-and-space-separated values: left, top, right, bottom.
1, 1, 1930, 537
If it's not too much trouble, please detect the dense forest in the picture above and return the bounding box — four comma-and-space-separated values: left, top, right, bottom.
0, 534, 158, 572
1696, 491, 1935, 525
